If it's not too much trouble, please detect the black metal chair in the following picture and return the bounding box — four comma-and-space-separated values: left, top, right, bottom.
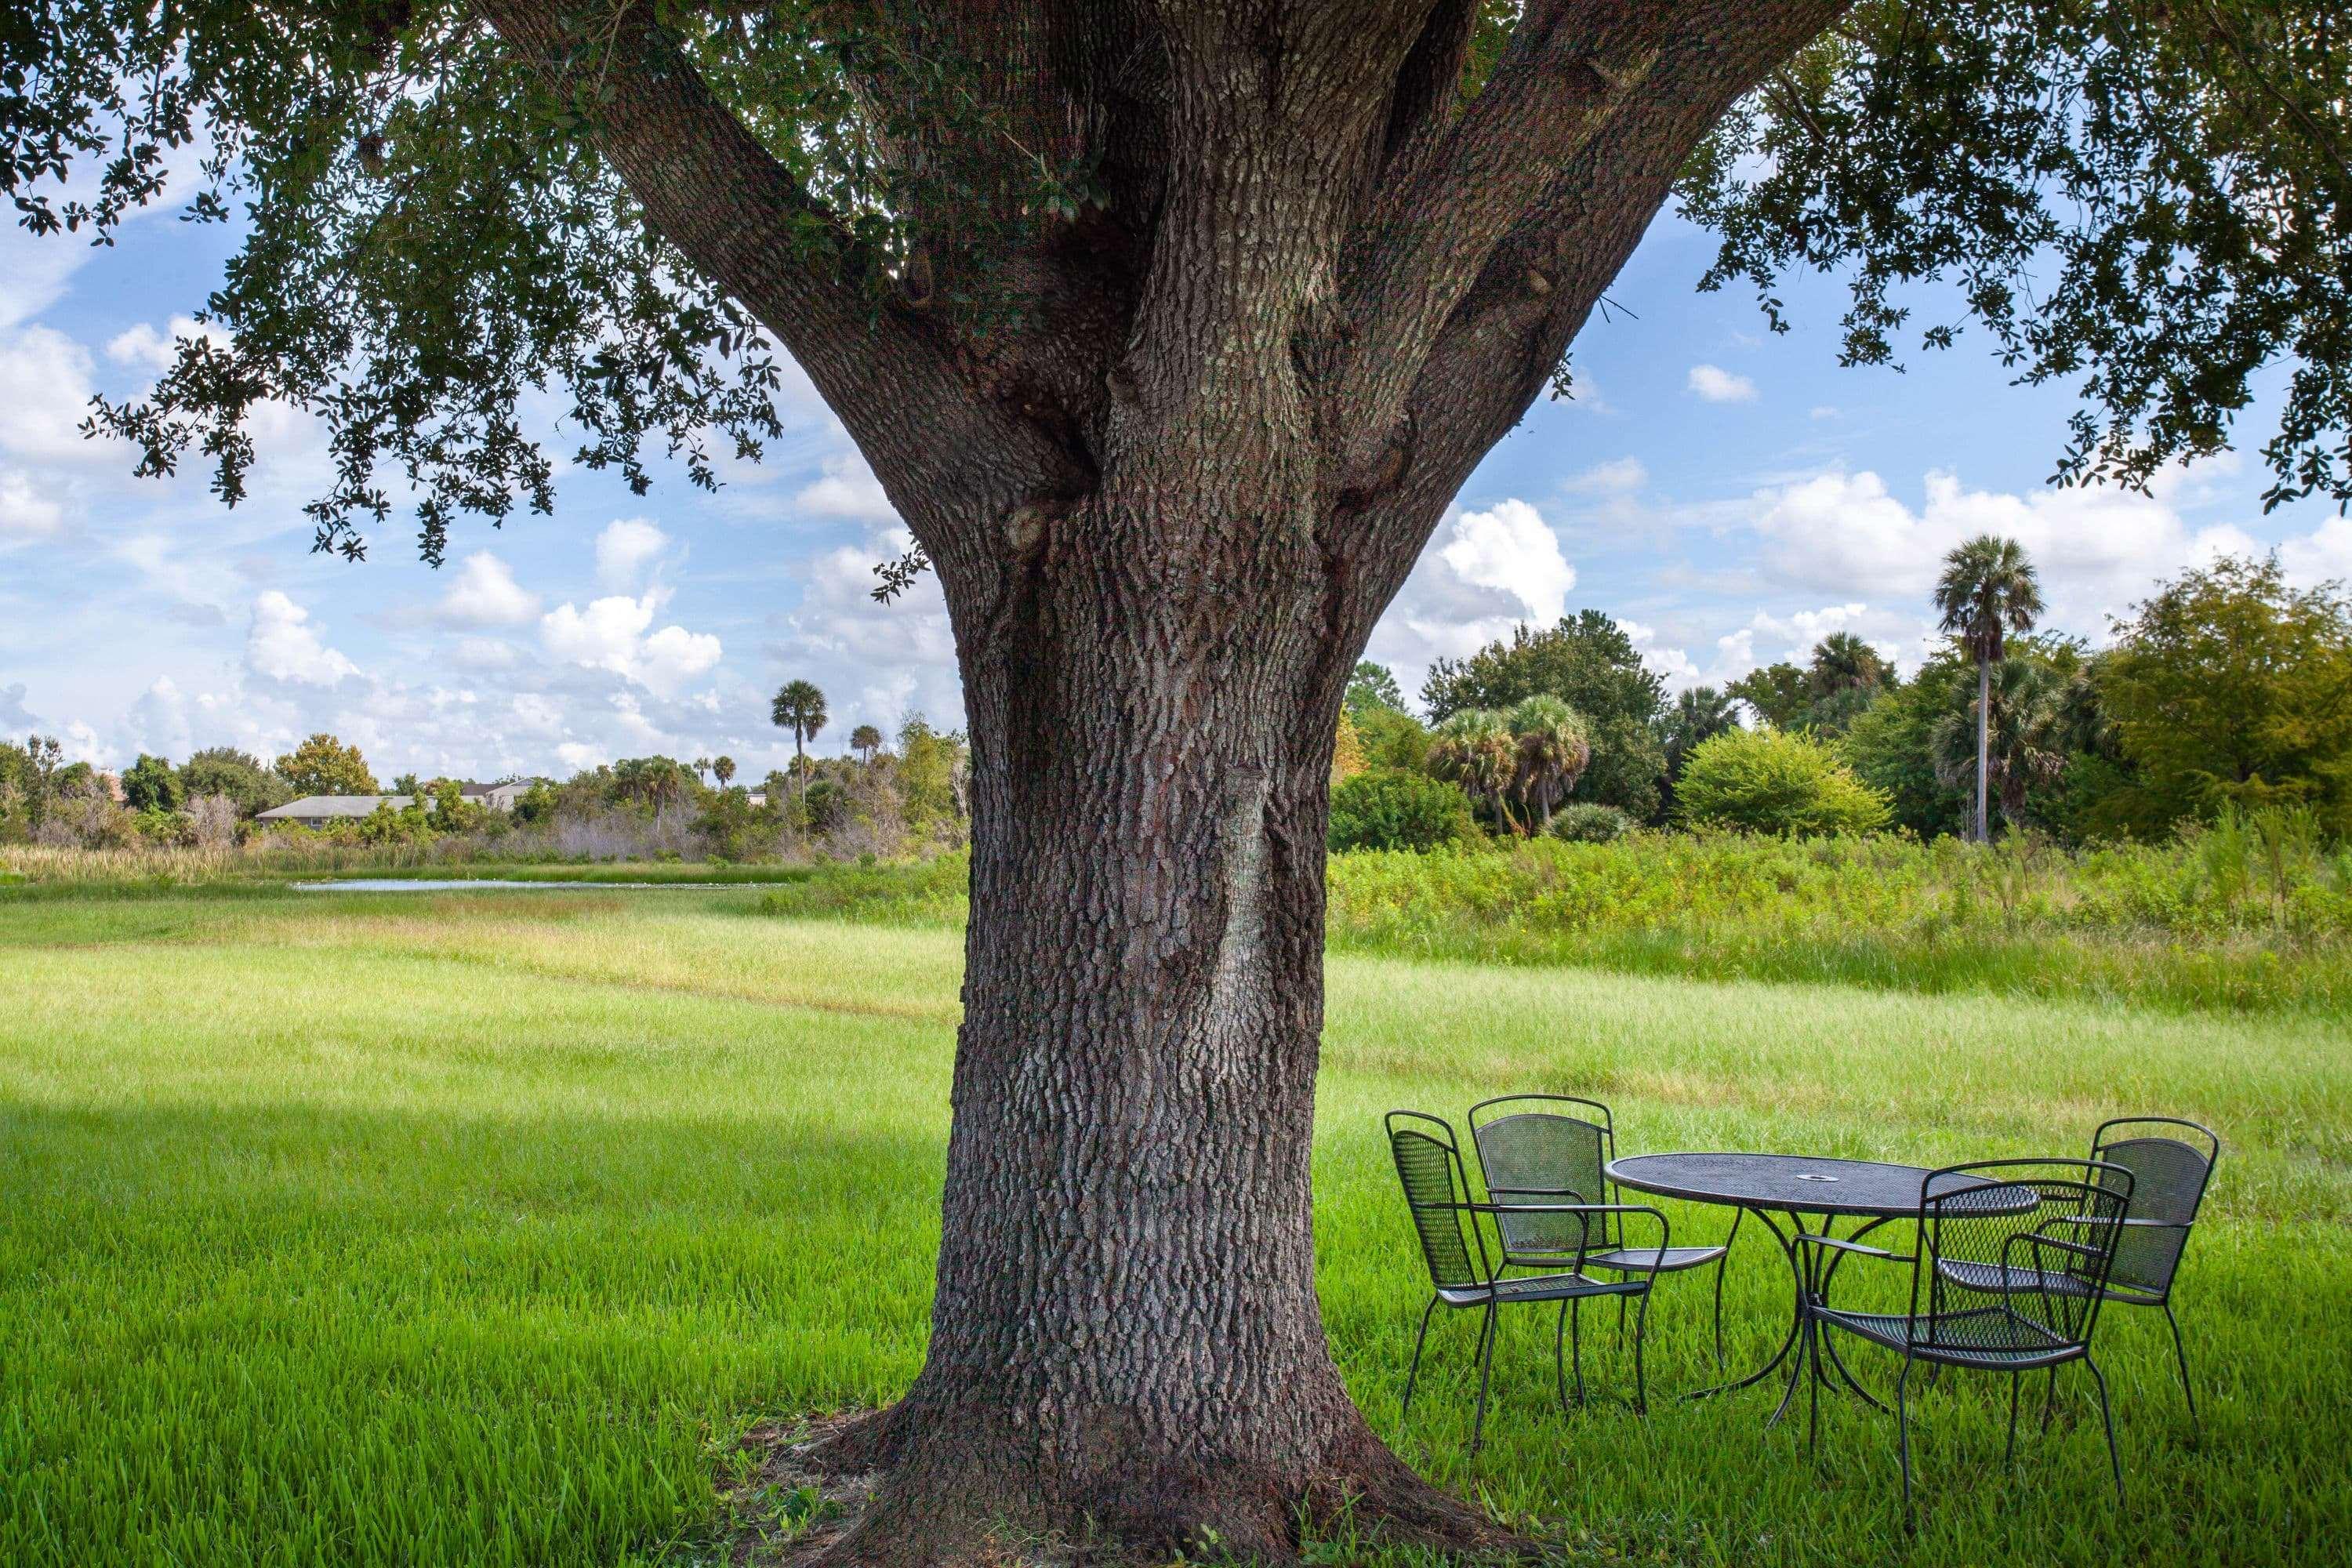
1800, 1159, 2137, 1518
1467, 1094, 1737, 1370
2089, 1116, 2220, 1436
1385, 1110, 1667, 1453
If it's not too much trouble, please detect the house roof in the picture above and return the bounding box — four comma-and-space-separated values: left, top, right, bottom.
256, 794, 426, 820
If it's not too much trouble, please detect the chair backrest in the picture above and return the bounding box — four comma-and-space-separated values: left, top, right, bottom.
1468, 1094, 1613, 1255
1385, 1111, 1494, 1292
1915, 1159, 2135, 1352
2090, 1116, 2220, 1301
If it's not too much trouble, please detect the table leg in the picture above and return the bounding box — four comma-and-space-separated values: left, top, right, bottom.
1682, 1206, 1802, 1403
1813, 1214, 1896, 1415
1766, 1209, 1817, 1427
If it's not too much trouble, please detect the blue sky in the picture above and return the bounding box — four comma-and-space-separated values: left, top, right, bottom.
4, 183, 2348, 783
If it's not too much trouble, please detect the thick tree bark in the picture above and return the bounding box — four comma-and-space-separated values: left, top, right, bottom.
472, 3, 1858, 1560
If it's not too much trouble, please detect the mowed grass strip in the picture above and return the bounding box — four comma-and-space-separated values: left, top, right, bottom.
1, 892, 2345, 1566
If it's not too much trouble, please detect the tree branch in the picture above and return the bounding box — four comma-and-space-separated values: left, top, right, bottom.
1328, 1, 1854, 637
475, 0, 1090, 564
1330, 2, 1692, 479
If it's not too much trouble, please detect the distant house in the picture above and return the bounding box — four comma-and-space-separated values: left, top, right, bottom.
256, 780, 547, 828
256, 795, 430, 828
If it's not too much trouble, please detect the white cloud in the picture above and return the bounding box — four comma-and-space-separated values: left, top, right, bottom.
1687, 364, 1758, 404
539, 591, 721, 696
1364, 498, 1578, 699
793, 450, 897, 523
437, 551, 540, 626
1742, 466, 2257, 633
0, 682, 39, 731
0, 467, 62, 536
2280, 516, 2352, 588
104, 315, 232, 372
245, 590, 361, 686
594, 517, 670, 591
1565, 456, 1647, 495
0, 326, 99, 463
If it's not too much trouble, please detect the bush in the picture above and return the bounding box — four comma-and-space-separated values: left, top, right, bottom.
1676, 728, 1892, 836
1329, 768, 1479, 852
1548, 803, 1632, 843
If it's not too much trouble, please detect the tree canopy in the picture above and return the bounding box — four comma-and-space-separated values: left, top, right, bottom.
1423, 611, 1667, 819
3, 2, 2343, 572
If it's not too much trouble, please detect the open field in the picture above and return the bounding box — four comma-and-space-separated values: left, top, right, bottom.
2, 887, 2347, 1566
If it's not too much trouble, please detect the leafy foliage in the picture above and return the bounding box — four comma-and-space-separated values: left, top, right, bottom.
1327, 768, 1479, 854
2095, 556, 2352, 837
274, 733, 378, 797
1675, 727, 1893, 836
1681, 1, 2352, 511
1422, 612, 1667, 820
1545, 802, 1633, 844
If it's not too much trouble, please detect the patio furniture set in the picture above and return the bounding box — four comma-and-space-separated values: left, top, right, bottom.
1385, 1096, 2219, 1515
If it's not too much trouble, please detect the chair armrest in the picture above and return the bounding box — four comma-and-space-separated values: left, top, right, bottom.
1794, 1233, 1911, 1261
1485, 1185, 1588, 1203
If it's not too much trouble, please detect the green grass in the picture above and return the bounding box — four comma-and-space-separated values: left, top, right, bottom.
1, 887, 2346, 1566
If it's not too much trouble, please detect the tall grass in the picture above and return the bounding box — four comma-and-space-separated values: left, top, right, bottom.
740, 831, 2352, 1012
2, 891, 2344, 1566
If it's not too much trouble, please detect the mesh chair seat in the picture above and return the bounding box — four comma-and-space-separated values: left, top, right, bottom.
1817, 1303, 2078, 1369
1504, 1243, 1727, 1273
1437, 1270, 1645, 1308
1935, 1257, 2097, 1298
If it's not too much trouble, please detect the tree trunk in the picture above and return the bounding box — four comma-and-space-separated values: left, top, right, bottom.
1976, 657, 1992, 843
812, 432, 1490, 1565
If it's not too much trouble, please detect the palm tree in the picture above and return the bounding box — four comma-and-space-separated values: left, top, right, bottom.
1809, 632, 1894, 695
1930, 657, 2067, 831
770, 679, 829, 805
1504, 695, 1591, 829
1935, 535, 2044, 842
712, 755, 735, 789
691, 755, 712, 786
851, 724, 884, 764
1430, 708, 1519, 833
1660, 686, 1740, 817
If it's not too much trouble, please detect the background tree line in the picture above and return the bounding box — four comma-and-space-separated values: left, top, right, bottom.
1332, 544, 2352, 851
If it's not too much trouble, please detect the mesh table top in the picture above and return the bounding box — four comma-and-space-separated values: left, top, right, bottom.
1606, 1152, 2008, 1218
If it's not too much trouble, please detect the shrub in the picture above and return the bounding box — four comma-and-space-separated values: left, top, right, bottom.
1548, 803, 1632, 843
1329, 768, 1479, 852
1675, 728, 1892, 837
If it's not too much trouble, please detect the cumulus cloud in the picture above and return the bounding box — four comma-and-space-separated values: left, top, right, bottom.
1687, 364, 1758, 404
435, 551, 540, 626
1565, 456, 1647, 495
766, 528, 962, 735
2281, 516, 2352, 588
0, 681, 38, 731
1364, 498, 1578, 697
539, 591, 722, 696
594, 517, 670, 590
104, 315, 232, 372
0, 325, 100, 463
246, 590, 361, 686
1743, 466, 2258, 631
794, 450, 897, 523
0, 467, 62, 537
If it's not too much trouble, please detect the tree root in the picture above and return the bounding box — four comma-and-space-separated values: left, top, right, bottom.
721, 1403, 1530, 1568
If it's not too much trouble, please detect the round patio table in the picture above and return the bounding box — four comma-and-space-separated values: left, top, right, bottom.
1604, 1152, 2013, 1423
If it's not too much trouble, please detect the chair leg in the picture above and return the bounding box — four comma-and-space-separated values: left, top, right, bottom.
1711, 1249, 1731, 1374
2086, 1356, 2125, 1508
1399, 1296, 1439, 1430
1469, 1302, 1498, 1457
1553, 1299, 1571, 1416
1570, 1294, 1586, 1406
2163, 1301, 2200, 1442
1806, 1309, 1820, 1451
1632, 1285, 1653, 1415
2005, 1371, 2021, 1466
1896, 1355, 1917, 1529
1615, 1290, 1627, 1351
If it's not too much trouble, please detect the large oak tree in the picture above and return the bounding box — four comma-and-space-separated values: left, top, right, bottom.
8, 2, 2347, 1560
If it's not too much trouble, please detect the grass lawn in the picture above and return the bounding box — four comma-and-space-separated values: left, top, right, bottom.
1, 887, 2345, 1566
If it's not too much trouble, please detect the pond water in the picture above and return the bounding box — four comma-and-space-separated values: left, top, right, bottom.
293, 878, 705, 892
